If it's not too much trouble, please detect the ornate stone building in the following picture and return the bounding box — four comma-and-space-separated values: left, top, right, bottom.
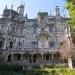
0, 4, 71, 67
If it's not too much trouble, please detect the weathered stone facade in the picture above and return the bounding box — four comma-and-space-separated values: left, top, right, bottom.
0, 4, 71, 66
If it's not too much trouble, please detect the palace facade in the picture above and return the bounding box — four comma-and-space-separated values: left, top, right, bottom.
0, 4, 71, 67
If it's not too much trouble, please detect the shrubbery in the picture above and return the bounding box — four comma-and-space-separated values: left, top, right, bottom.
32, 64, 67, 69
0, 69, 75, 75
32, 65, 43, 69
0, 64, 74, 75
0, 63, 23, 71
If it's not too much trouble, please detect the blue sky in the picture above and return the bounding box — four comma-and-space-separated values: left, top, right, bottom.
0, 0, 68, 18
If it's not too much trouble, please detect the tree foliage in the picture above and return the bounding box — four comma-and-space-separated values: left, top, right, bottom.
65, 0, 75, 28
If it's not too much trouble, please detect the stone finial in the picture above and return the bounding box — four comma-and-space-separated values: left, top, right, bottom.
50, 10, 52, 16
4, 5, 7, 10
11, 4, 13, 10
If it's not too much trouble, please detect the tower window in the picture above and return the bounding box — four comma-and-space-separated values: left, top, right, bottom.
41, 16, 44, 21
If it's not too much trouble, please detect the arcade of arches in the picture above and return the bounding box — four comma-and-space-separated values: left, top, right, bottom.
7, 52, 62, 64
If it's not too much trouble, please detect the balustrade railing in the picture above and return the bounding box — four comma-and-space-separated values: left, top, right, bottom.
8, 48, 60, 53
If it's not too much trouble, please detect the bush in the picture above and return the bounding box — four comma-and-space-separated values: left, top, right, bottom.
54, 64, 66, 68
32, 65, 43, 69
43, 64, 67, 69
0, 63, 23, 71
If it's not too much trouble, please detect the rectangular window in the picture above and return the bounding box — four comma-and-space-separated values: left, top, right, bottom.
49, 25, 54, 33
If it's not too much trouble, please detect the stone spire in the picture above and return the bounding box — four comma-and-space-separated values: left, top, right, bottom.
50, 10, 52, 16
4, 5, 7, 10
5, 5, 7, 9
11, 4, 13, 10
55, 6, 60, 16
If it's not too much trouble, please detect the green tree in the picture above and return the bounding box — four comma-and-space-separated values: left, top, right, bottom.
65, 0, 75, 44
65, 0, 75, 28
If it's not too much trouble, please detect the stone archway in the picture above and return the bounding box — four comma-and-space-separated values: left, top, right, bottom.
53, 52, 60, 64
33, 53, 42, 63
53, 52, 60, 60
13, 53, 21, 61
43, 53, 52, 61
23, 53, 32, 63
8, 55, 12, 62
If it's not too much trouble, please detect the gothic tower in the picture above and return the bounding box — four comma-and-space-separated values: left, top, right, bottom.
17, 3, 25, 16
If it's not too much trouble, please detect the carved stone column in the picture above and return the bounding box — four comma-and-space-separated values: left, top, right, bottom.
52, 53, 54, 60
41, 54, 43, 63
11, 53, 13, 60
21, 53, 23, 64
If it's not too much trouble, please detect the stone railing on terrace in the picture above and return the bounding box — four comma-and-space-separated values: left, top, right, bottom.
8, 48, 60, 53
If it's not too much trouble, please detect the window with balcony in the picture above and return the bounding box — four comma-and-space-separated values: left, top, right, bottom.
31, 41, 38, 48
